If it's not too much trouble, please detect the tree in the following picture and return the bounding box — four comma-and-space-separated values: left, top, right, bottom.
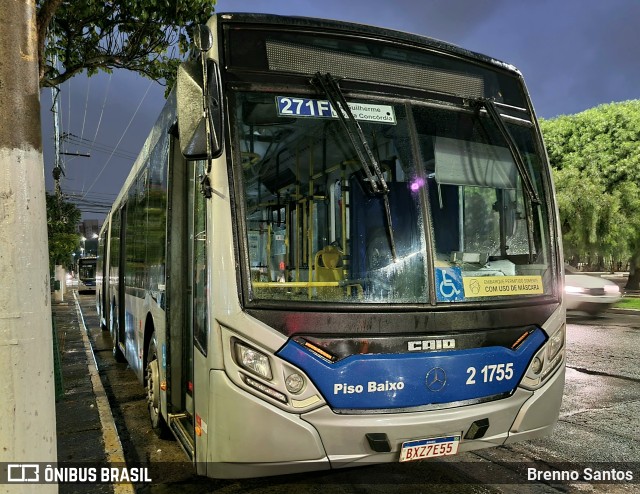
46, 192, 81, 270
540, 100, 640, 289
37, 0, 217, 90
1, 1, 57, 479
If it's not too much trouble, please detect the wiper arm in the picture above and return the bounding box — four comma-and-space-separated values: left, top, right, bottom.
312, 72, 397, 260
472, 98, 541, 205
312, 72, 388, 194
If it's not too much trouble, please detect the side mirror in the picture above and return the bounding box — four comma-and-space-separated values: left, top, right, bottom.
176, 25, 223, 159
193, 24, 213, 52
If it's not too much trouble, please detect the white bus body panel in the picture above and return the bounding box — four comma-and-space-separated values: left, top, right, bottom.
203, 362, 563, 478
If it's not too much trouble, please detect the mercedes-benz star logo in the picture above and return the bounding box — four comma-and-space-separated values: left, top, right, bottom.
425, 367, 447, 392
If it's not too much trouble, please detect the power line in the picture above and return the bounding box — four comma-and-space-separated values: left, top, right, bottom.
63, 193, 113, 215
80, 76, 91, 140
65, 193, 115, 205
60, 188, 117, 199
91, 72, 112, 146
52, 73, 155, 209
62, 132, 137, 161
81, 79, 155, 201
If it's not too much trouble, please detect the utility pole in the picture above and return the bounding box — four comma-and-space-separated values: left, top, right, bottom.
52, 85, 64, 198
0, 1, 58, 492
51, 84, 66, 302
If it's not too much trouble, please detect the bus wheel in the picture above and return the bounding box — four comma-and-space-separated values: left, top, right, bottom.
146, 334, 170, 438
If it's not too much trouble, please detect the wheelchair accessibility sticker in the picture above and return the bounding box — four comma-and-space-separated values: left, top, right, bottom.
435, 268, 465, 302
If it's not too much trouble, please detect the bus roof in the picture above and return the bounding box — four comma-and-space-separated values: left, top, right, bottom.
217, 12, 521, 76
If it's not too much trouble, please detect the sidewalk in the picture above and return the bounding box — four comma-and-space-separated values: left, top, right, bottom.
52, 293, 133, 494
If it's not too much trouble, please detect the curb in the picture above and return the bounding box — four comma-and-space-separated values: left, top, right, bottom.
73, 292, 136, 494
609, 308, 640, 314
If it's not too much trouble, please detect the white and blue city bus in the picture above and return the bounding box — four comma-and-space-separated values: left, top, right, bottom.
77, 256, 97, 293
96, 13, 565, 479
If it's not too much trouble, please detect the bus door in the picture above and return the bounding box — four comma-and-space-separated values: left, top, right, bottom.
105, 205, 127, 363
99, 226, 109, 327
187, 159, 209, 455
181, 161, 198, 430
168, 157, 209, 458
117, 207, 127, 360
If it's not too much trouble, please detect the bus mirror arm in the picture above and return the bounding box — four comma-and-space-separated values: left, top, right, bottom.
205, 60, 224, 163
176, 59, 224, 161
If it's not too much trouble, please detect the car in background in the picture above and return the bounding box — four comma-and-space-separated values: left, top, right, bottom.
564, 265, 623, 315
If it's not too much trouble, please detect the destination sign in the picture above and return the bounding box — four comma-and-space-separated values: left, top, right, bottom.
276, 96, 396, 124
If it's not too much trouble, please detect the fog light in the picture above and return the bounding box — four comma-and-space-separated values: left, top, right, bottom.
530, 356, 543, 375
285, 373, 305, 394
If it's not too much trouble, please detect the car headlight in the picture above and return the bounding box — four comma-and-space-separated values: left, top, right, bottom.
564, 285, 586, 294
604, 285, 620, 295
234, 341, 273, 380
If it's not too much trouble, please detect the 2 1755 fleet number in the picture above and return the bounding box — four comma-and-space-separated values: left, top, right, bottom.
466, 363, 514, 385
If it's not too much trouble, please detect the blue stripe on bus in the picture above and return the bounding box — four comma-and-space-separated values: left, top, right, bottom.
277, 329, 546, 409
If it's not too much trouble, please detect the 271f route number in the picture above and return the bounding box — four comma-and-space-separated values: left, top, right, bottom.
466, 363, 514, 385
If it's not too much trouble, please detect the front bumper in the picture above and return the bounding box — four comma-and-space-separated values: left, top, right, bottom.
204, 363, 564, 478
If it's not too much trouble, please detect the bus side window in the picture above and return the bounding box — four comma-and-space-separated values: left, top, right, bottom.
192, 160, 208, 355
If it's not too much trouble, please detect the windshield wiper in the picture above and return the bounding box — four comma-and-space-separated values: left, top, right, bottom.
470, 97, 540, 263
312, 72, 398, 260
470, 98, 541, 206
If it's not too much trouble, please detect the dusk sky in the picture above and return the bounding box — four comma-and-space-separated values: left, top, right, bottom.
40, 0, 640, 222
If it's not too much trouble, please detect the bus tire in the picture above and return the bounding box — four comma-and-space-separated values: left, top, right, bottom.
146, 333, 170, 438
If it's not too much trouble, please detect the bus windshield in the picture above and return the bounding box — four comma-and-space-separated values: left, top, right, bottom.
233, 91, 553, 305
78, 257, 97, 282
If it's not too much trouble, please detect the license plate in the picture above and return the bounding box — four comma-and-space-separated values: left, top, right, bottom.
399, 435, 460, 462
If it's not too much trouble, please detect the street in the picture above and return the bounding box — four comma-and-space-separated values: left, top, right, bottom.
77, 295, 640, 493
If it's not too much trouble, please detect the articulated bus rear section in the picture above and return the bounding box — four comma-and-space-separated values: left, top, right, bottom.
97, 13, 565, 479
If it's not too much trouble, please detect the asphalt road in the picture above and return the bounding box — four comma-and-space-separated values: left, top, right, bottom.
77, 295, 640, 493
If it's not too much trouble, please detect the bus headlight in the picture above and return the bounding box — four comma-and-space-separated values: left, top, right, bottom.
235, 341, 273, 380
547, 327, 564, 360
521, 325, 565, 390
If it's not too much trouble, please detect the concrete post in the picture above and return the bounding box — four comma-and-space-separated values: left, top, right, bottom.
54, 265, 65, 302
0, 1, 58, 492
